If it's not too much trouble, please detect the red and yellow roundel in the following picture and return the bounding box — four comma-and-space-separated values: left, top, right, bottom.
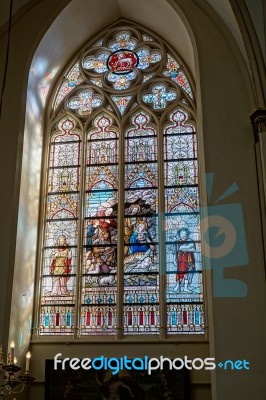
107, 50, 139, 75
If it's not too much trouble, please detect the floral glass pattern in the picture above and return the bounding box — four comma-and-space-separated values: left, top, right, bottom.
68, 89, 103, 116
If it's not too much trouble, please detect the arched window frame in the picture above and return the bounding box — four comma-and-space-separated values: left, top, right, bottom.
35, 22, 206, 339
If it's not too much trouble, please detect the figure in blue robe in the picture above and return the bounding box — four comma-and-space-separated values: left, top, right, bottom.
129, 222, 153, 254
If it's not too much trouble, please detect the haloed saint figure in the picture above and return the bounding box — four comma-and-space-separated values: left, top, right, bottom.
50, 235, 72, 296
174, 228, 196, 293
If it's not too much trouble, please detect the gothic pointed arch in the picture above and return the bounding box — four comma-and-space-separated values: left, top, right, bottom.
38, 21, 204, 336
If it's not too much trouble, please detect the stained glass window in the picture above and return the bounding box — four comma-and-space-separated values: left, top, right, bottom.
39, 24, 204, 337
82, 113, 119, 335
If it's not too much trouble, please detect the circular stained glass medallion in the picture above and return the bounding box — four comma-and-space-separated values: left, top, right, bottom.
107, 49, 139, 75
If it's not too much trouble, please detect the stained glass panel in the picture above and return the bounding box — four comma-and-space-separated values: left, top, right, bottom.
165, 218, 202, 301
86, 168, 118, 194
164, 134, 197, 160
165, 187, 199, 213
68, 89, 103, 115
42, 247, 77, 276
142, 33, 153, 41
164, 108, 202, 333
108, 72, 136, 90
90, 78, 103, 87
125, 163, 157, 188
40, 306, 75, 335
125, 112, 157, 162
165, 109, 195, 134
124, 111, 159, 334
109, 30, 137, 51
41, 275, 76, 303
50, 141, 80, 167
54, 63, 84, 109
167, 304, 204, 333
163, 54, 193, 98
175, 71, 193, 98
111, 95, 132, 114
88, 143, 117, 165
47, 193, 79, 219
165, 160, 198, 186
83, 52, 109, 73
81, 113, 119, 335
136, 47, 161, 69
124, 304, 159, 334
80, 305, 116, 335
142, 73, 154, 83
143, 84, 177, 110
39, 117, 81, 335
81, 29, 162, 91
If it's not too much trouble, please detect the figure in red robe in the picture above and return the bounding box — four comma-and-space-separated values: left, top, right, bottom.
96, 203, 117, 236
174, 228, 195, 293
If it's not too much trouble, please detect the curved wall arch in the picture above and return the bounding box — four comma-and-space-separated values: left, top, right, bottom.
9, 0, 200, 355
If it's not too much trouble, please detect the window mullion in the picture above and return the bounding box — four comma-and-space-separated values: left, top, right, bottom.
116, 120, 125, 339
158, 123, 167, 339
74, 123, 86, 338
